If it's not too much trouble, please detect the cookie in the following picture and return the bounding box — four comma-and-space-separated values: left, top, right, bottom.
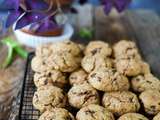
76, 104, 115, 120
139, 90, 160, 115
69, 69, 88, 86
51, 41, 82, 56
46, 51, 81, 72
84, 41, 112, 57
33, 85, 67, 112
118, 113, 148, 120
78, 43, 85, 53
36, 44, 52, 58
131, 74, 160, 92
68, 83, 100, 109
34, 70, 67, 88
140, 61, 150, 74
153, 112, 160, 120
39, 108, 75, 120
115, 58, 142, 76
102, 91, 140, 116
113, 40, 141, 60
88, 67, 130, 92
81, 54, 113, 73
31, 56, 49, 73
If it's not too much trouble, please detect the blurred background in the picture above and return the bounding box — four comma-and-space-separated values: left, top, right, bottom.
0, 0, 160, 120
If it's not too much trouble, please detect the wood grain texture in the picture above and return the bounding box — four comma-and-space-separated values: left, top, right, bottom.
94, 7, 130, 44
123, 10, 160, 77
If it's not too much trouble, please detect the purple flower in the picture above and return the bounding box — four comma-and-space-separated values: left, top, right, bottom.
35, 18, 61, 33
25, 0, 49, 11
0, 0, 20, 10
6, 8, 24, 28
103, 0, 132, 14
15, 12, 48, 30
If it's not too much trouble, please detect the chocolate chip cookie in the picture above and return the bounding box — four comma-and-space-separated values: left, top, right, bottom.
118, 113, 148, 120
51, 41, 82, 56
68, 83, 100, 109
39, 108, 75, 120
84, 41, 112, 57
46, 51, 81, 72
31, 56, 49, 73
139, 90, 160, 115
33, 85, 67, 112
113, 40, 141, 60
76, 104, 115, 120
131, 74, 160, 92
102, 91, 140, 116
36, 44, 52, 58
115, 58, 142, 76
81, 54, 113, 73
140, 62, 151, 74
88, 67, 130, 92
69, 69, 88, 86
34, 69, 67, 88
153, 112, 160, 120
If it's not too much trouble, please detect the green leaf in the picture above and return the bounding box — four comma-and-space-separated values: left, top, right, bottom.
79, 28, 93, 39
1, 37, 28, 68
1, 40, 14, 68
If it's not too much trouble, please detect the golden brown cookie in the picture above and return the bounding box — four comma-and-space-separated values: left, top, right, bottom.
81, 54, 113, 73
31, 56, 50, 73
46, 51, 81, 72
69, 69, 88, 86
76, 104, 115, 120
131, 74, 160, 92
118, 113, 148, 120
33, 85, 67, 112
140, 61, 151, 74
84, 41, 112, 57
68, 83, 100, 109
51, 41, 82, 56
39, 108, 75, 120
88, 67, 130, 92
153, 112, 160, 120
36, 44, 52, 58
34, 70, 67, 88
113, 40, 141, 60
115, 58, 142, 76
102, 91, 140, 116
139, 90, 160, 115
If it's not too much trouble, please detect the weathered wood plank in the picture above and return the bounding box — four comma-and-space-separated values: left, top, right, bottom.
94, 7, 131, 44
123, 10, 160, 77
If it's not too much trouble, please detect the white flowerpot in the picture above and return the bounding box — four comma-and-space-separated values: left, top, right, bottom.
13, 24, 74, 48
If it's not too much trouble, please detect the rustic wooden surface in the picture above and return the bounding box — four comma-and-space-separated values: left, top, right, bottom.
123, 10, 160, 77
0, 5, 160, 120
73, 6, 160, 77
0, 36, 26, 120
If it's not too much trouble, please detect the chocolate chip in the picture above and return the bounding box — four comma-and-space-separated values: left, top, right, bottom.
48, 72, 52, 77
66, 116, 72, 120
44, 79, 48, 85
97, 77, 102, 82
70, 76, 77, 80
90, 73, 96, 78
135, 78, 140, 82
150, 105, 156, 111
146, 81, 152, 84
91, 48, 101, 55
85, 110, 96, 118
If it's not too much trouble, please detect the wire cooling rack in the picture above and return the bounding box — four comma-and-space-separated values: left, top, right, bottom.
19, 53, 40, 120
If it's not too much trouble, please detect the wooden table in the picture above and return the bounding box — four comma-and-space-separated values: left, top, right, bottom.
72, 6, 160, 77
0, 6, 160, 120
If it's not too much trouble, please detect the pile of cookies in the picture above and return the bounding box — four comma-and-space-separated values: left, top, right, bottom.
31, 40, 160, 120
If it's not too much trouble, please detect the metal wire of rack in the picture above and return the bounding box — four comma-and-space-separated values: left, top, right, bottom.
18, 53, 40, 120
